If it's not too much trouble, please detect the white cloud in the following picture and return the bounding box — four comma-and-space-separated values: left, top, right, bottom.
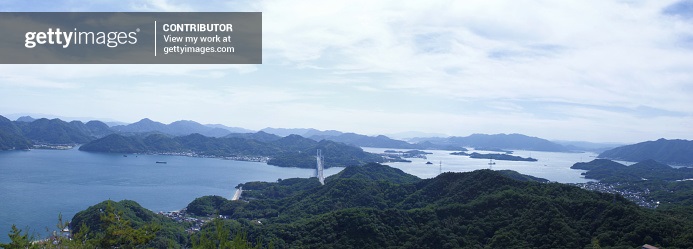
261, 0, 692, 110
129, 0, 194, 12
1, 0, 692, 142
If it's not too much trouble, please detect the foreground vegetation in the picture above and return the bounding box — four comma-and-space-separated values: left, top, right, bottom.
4, 163, 693, 248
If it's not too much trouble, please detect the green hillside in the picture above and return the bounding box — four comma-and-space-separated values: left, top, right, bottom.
0, 115, 32, 150
599, 138, 693, 166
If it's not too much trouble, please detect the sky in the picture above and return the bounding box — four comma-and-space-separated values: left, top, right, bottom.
0, 0, 692, 143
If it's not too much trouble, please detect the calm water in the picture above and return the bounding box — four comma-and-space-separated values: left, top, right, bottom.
0, 148, 342, 242
362, 147, 597, 183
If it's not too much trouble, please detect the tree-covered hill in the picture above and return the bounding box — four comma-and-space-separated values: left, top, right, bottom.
496, 170, 550, 183
78, 134, 148, 153
84, 120, 114, 138
0, 115, 116, 150
111, 118, 237, 138
599, 138, 693, 166
185, 164, 693, 248
70, 200, 188, 248
451, 151, 538, 161
570, 158, 625, 171
327, 162, 421, 184
224, 131, 282, 143
16, 118, 95, 144
0, 115, 32, 150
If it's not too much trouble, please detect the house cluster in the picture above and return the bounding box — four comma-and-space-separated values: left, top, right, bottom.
571, 182, 659, 209
159, 208, 233, 233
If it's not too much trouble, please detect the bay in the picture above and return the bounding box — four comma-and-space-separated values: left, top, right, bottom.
0, 147, 342, 242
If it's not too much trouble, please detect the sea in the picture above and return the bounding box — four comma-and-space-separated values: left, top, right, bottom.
362, 147, 597, 183
1, 146, 596, 242
0, 147, 342, 242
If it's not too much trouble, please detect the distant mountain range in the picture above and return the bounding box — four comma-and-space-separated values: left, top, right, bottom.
204, 123, 254, 134
3, 113, 122, 125
385, 131, 448, 140
111, 118, 251, 137
310, 133, 419, 149
552, 140, 623, 153
3, 114, 688, 159
256, 131, 571, 152
0, 116, 112, 145
0, 115, 259, 150
224, 131, 282, 143
259, 127, 343, 137
598, 138, 693, 166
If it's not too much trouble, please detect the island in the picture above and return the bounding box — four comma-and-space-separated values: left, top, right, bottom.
382, 149, 431, 159
450, 151, 537, 162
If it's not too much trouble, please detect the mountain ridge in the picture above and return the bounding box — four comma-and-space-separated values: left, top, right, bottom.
598, 138, 693, 166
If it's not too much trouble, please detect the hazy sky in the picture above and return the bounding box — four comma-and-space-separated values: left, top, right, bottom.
1, 0, 692, 143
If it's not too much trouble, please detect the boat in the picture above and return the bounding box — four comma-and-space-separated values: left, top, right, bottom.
425, 161, 433, 165
156, 161, 167, 164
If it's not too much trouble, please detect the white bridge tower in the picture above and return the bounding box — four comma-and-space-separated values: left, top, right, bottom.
316, 149, 325, 185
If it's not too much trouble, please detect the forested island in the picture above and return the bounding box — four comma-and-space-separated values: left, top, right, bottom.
4, 163, 692, 248
382, 149, 431, 159
450, 151, 538, 162
79, 133, 390, 168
